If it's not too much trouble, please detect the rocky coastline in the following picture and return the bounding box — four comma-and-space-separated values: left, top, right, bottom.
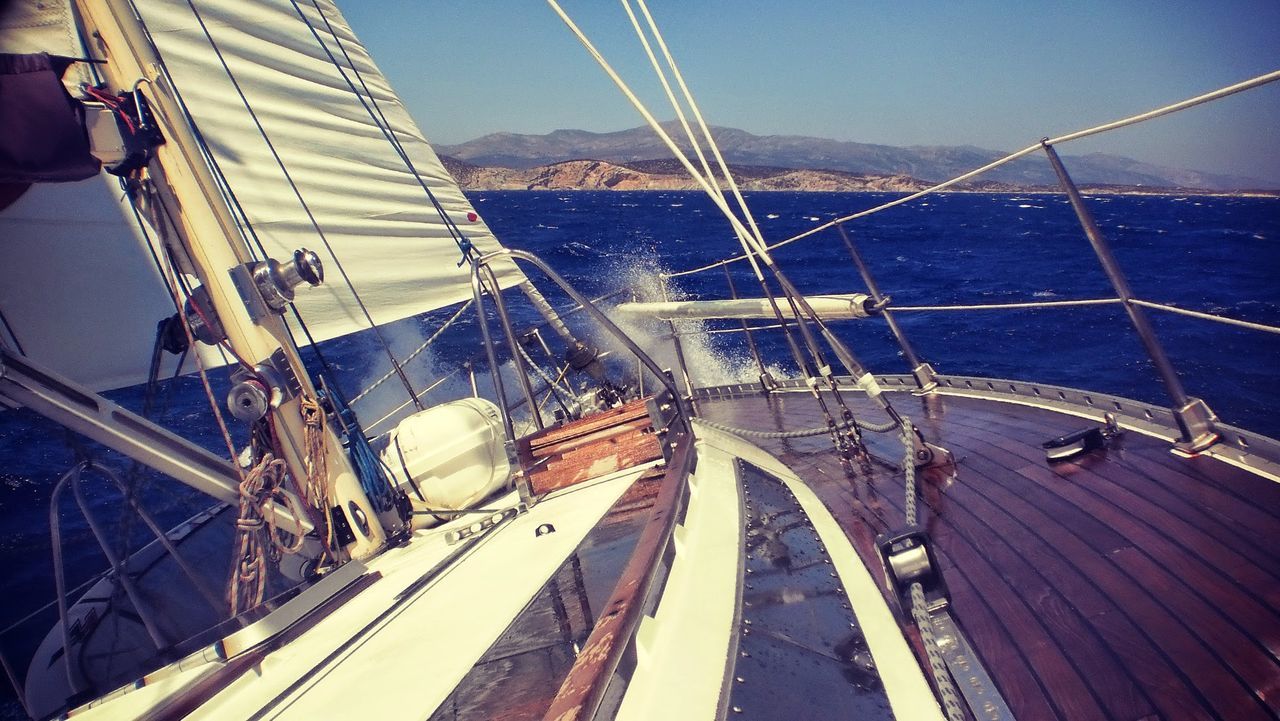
441, 156, 1277, 197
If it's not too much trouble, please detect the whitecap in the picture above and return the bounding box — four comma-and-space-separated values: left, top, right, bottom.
766, 213, 780, 219
1032, 290, 1058, 298
807, 216, 820, 221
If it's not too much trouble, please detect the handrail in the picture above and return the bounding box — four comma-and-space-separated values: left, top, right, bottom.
48, 462, 225, 701
473, 248, 692, 426
477, 261, 546, 431
642, 67, 1279, 450
352, 287, 632, 436
542, 425, 694, 721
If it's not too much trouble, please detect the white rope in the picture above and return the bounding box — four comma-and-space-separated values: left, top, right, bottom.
544, 0, 772, 269
627, 0, 772, 269
1131, 299, 1280, 336
666, 69, 1280, 279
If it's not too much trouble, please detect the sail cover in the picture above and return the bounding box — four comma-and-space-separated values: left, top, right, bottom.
0, 0, 525, 391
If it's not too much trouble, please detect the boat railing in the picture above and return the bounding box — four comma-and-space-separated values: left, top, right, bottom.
0, 462, 230, 716
644, 70, 1280, 459
469, 248, 692, 449
354, 288, 634, 442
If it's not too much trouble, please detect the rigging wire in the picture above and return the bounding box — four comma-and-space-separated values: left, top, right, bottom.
350, 299, 475, 405
119, 0, 335, 402
288, 0, 472, 257
1131, 299, 1280, 336
302, 1, 578, 411
550, 0, 883, 466
618, 0, 813, 390
892, 298, 1123, 312
667, 68, 1280, 279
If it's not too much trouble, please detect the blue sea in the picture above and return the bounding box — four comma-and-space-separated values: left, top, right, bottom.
1, 190, 1277, 712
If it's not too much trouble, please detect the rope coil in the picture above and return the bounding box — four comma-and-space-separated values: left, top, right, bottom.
228, 453, 305, 616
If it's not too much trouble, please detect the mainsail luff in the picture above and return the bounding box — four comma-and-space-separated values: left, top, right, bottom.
70, 0, 390, 556
133, 0, 526, 339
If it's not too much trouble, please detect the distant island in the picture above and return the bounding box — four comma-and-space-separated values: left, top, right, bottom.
436, 124, 1279, 196
441, 156, 1280, 196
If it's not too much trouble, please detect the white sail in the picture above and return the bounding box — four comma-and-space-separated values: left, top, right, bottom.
0, 1, 196, 390
0, 0, 524, 391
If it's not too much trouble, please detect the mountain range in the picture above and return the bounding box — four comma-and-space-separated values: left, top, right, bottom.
437, 124, 1274, 192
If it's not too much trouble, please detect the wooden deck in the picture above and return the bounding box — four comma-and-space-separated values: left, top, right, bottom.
697, 389, 1280, 721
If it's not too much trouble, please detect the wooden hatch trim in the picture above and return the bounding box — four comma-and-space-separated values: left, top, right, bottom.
542, 430, 694, 721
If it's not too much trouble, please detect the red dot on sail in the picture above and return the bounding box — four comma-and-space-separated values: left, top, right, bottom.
467, 212, 478, 222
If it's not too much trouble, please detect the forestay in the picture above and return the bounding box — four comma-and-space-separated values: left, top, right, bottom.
0, 0, 524, 391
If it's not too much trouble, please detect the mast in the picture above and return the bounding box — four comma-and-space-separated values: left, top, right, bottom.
72, 0, 392, 557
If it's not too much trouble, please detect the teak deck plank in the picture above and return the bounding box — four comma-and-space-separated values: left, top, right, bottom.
696, 389, 1280, 721
944, 416, 1280, 617
947, 409, 1280, 581
940, 427, 1276, 721
519, 399, 663, 495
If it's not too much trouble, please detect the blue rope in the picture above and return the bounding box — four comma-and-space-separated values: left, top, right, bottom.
319, 375, 398, 513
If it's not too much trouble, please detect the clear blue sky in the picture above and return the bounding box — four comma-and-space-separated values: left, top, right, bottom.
343, 1, 1280, 183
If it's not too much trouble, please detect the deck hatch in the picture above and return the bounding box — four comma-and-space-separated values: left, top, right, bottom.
726, 460, 895, 720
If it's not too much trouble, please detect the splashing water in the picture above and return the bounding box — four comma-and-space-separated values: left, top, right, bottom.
600, 256, 787, 389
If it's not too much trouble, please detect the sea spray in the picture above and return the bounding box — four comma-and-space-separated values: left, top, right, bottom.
598, 255, 788, 390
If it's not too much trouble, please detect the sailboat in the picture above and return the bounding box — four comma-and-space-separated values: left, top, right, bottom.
1, 1, 1277, 720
